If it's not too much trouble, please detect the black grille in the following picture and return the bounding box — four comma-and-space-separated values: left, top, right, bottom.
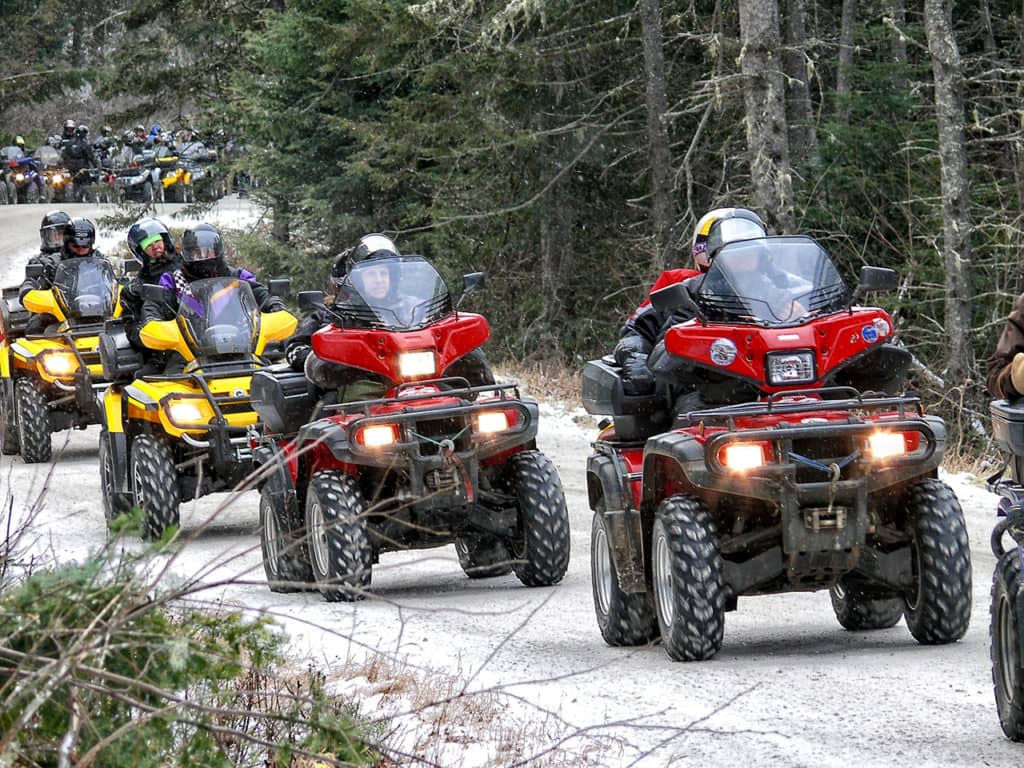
789, 435, 861, 482
411, 414, 471, 456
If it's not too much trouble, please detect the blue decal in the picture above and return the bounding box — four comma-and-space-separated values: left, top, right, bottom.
861, 325, 878, 343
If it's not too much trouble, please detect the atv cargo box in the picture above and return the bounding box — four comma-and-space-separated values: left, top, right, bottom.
991, 399, 1024, 456
250, 364, 317, 434
581, 356, 671, 441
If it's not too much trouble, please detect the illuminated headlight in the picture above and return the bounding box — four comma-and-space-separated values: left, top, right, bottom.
477, 411, 510, 435
398, 350, 436, 378
165, 398, 214, 427
52, 173, 64, 183
357, 424, 399, 448
867, 431, 906, 460
766, 350, 816, 385
14, 173, 24, 182
721, 443, 767, 472
39, 351, 78, 377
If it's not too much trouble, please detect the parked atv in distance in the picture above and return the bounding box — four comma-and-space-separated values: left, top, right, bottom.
98, 277, 296, 540
9, 152, 47, 204
249, 255, 570, 601
1, 257, 124, 463
986, 399, 1024, 740
582, 235, 971, 661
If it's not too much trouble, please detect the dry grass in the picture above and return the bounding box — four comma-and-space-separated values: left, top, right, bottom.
495, 360, 583, 409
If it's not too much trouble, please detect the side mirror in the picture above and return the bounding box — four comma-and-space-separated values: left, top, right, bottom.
268, 278, 290, 298
856, 266, 898, 293
462, 272, 485, 294
123, 260, 141, 276
26, 264, 44, 279
298, 290, 325, 312
141, 283, 172, 303
456, 272, 486, 309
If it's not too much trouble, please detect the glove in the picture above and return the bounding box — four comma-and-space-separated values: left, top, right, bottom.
286, 343, 312, 371
1010, 352, 1024, 396
620, 354, 656, 396
265, 299, 287, 313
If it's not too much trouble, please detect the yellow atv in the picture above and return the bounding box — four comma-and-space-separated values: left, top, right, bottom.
98, 276, 296, 540
1, 257, 124, 463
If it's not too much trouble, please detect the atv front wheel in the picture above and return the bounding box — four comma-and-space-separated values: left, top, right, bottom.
903, 478, 972, 644
0, 380, 19, 455
455, 535, 513, 578
305, 471, 372, 602
992, 548, 1024, 740
507, 450, 570, 587
99, 430, 133, 528
131, 434, 180, 540
651, 494, 725, 661
591, 503, 658, 646
829, 580, 904, 631
260, 484, 314, 592
14, 378, 50, 463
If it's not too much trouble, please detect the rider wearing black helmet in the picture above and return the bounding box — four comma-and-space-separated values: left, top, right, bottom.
20, 216, 104, 333
141, 223, 284, 324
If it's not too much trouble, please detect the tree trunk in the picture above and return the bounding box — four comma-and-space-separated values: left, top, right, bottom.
835, 0, 856, 123
639, 0, 678, 272
738, 0, 795, 234
782, 0, 817, 166
923, 0, 973, 387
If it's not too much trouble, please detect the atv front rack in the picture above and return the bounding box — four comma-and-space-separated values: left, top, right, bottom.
321, 378, 523, 417
679, 386, 924, 428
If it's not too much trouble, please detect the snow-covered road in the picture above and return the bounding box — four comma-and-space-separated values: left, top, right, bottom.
0, 200, 1019, 767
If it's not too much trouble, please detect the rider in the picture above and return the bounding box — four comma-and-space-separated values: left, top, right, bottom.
140, 223, 286, 372
988, 297, 1024, 400
59, 119, 76, 149
62, 125, 96, 177
290, 233, 495, 401
121, 218, 181, 371
613, 207, 768, 395
20, 216, 103, 334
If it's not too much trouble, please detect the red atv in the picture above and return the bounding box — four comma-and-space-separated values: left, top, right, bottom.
250, 255, 570, 601
582, 235, 971, 661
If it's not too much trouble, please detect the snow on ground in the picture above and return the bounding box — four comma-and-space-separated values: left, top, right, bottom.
1, 200, 1022, 767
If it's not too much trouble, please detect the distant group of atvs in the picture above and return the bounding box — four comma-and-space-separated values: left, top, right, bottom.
0, 122, 230, 205
6, 210, 1024, 741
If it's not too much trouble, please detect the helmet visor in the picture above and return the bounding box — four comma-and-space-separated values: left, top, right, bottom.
708, 218, 766, 253
41, 226, 64, 251
184, 230, 220, 262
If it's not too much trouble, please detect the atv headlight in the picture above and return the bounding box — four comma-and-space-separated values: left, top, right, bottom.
52, 173, 64, 184
39, 351, 79, 378
866, 431, 907, 460
164, 397, 215, 428
14, 173, 25, 183
766, 350, 816, 385
477, 410, 510, 435
720, 442, 768, 472
398, 350, 436, 378
355, 423, 399, 448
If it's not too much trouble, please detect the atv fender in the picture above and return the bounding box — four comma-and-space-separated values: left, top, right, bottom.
101, 388, 130, 497
254, 441, 303, 532
587, 452, 646, 593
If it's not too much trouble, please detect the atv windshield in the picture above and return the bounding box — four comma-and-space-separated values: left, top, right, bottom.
694, 236, 850, 325
177, 277, 260, 360
51, 257, 117, 324
332, 256, 453, 330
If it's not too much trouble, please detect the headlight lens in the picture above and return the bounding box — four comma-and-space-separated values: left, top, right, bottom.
398, 350, 437, 378
356, 423, 399, 448
867, 431, 907, 460
477, 411, 510, 435
165, 397, 214, 428
766, 350, 816, 385
720, 442, 767, 472
39, 351, 78, 377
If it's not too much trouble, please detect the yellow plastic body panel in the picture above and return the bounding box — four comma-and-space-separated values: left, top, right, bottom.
22, 289, 65, 323
124, 373, 257, 438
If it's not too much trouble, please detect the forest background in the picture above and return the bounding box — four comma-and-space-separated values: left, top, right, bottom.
2, 0, 1021, 451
